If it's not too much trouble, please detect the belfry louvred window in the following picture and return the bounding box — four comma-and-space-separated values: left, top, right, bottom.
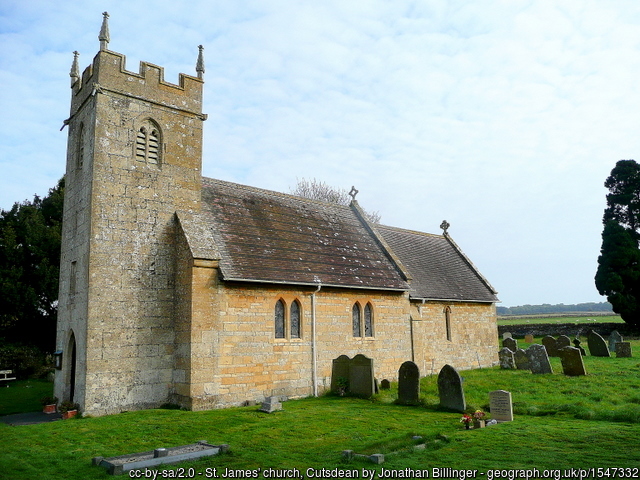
135, 120, 161, 165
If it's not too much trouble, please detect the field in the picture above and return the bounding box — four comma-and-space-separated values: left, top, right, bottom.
1, 335, 639, 479
497, 314, 623, 326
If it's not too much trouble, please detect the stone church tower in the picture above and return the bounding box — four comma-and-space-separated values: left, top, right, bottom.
54, 13, 206, 414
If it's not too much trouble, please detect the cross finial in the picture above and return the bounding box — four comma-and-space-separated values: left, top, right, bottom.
348, 186, 359, 200
196, 45, 205, 79
70, 51, 80, 87
440, 220, 450, 234
99, 12, 110, 51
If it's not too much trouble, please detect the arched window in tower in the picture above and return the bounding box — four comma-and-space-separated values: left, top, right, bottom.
76, 123, 84, 169
290, 300, 301, 338
275, 299, 285, 339
135, 120, 162, 166
364, 303, 374, 337
352, 303, 361, 337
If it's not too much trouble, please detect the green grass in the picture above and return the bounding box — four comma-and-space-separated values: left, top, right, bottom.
2, 343, 640, 479
497, 315, 623, 326
0, 379, 53, 415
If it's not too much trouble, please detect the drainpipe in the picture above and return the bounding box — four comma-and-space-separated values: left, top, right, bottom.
311, 283, 322, 397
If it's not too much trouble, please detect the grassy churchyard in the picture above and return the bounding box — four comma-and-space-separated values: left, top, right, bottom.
1, 335, 640, 479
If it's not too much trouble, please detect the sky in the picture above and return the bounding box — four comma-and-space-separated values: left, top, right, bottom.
3, 0, 640, 308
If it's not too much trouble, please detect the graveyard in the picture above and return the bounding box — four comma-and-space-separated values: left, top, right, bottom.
1, 334, 640, 479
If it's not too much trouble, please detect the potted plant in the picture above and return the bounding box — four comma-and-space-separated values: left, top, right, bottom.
58, 401, 80, 420
460, 413, 473, 430
40, 396, 59, 414
473, 410, 487, 429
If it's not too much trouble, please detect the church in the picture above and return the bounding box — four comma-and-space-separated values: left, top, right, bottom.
54, 13, 499, 416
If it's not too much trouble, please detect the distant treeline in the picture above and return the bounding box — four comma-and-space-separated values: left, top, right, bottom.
497, 302, 613, 316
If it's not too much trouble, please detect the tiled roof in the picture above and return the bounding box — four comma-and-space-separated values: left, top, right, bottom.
376, 225, 498, 303
199, 178, 409, 291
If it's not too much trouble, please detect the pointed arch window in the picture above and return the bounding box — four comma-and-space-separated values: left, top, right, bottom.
76, 123, 85, 169
352, 303, 361, 337
290, 300, 301, 339
135, 120, 162, 166
275, 299, 285, 339
445, 306, 452, 342
275, 297, 303, 340
364, 303, 373, 337
353, 302, 375, 338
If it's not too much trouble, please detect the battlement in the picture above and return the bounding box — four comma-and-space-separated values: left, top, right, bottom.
71, 49, 204, 118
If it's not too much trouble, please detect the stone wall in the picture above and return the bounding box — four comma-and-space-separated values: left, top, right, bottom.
498, 322, 638, 338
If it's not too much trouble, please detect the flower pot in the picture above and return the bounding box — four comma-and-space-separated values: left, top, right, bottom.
62, 409, 77, 420
473, 420, 485, 429
43, 404, 57, 414
464, 424, 470, 430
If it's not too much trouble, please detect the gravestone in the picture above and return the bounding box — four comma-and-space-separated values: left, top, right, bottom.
587, 331, 610, 357
259, 396, 282, 413
380, 379, 391, 390
527, 344, 553, 374
514, 349, 531, 370
349, 354, 375, 398
559, 346, 586, 376
573, 338, 586, 356
541, 336, 559, 357
524, 334, 534, 344
502, 332, 513, 340
498, 347, 516, 369
609, 331, 623, 353
615, 342, 632, 358
437, 364, 466, 412
556, 335, 571, 349
503, 337, 518, 353
330, 355, 351, 393
397, 361, 420, 405
489, 390, 513, 422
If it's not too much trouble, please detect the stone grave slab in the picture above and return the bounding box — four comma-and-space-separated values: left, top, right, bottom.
514, 349, 531, 370
502, 332, 513, 340
499, 347, 516, 369
259, 396, 282, 413
573, 338, 586, 356
437, 364, 466, 412
609, 330, 623, 353
489, 390, 513, 422
349, 354, 375, 398
330, 355, 351, 393
398, 361, 420, 405
587, 331, 610, 357
542, 336, 559, 357
503, 337, 518, 353
556, 335, 571, 349
524, 334, 534, 344
615, 342, 632, 358
527, 344, 553, 374
559, 346, 586, 376
380, 379, 390, 390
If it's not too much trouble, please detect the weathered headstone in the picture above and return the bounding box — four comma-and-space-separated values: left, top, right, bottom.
380, 379, 391, 390
330, 355, 351, 393
615, 342, 632, 358
573, 338, 586, 356
556, 335, 571, 350
514, 349, 531, 370
349, 354, 375, 398
524, 334, 534, 344
489, 390, 513, 422
398, 361, 420, 405
559, 346, 586, 376
541, 336, 559, 357
498, 347, 516, 369
502, 332, 513, 340
527, 344, 553, 374
437, 364, 466, 412
503, 337, 518, 353
259, 396, 282, 413
587, 331, 610, 357
609, 330, 623, 353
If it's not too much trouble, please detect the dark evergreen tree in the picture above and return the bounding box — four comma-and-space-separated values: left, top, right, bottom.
0, 177, 64, 351
596, 160, 640, 327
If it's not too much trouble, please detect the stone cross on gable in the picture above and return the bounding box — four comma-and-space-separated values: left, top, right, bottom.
440, 220, 450, 234
349, 186, 359, 200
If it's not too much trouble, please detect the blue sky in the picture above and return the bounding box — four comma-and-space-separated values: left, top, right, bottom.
3, 0, 640, 307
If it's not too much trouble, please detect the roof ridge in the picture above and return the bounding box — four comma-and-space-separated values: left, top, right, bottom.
202, 176, 352, 211
377, 223, 442, 238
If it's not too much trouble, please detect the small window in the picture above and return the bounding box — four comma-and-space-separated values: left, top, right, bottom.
70, 261, 77, 296
445, 306, 452, 341
275, 299, 285, 339
290, 301, 301, 338
352, 303, 361, 337
364, 303, 373, 337
76, 123, 85, 169
135, 120, 162, 166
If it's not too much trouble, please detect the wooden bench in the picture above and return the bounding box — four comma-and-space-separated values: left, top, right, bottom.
0, 370, 17, 386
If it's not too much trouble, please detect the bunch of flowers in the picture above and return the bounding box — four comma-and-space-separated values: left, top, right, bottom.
473, 410, 486, 420
460, 414, 473, 425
